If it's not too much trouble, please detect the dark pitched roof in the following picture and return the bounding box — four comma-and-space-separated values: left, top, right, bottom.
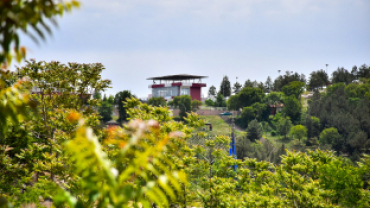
147, 74, 208, 81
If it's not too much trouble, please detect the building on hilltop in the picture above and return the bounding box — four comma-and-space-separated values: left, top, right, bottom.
147, 74, 207, 101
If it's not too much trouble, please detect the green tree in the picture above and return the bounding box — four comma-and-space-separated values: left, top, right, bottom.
215, 93, 226, 107
241, 106, 255, 128
115, 90, 134, 123
205, 98, 214, 106
257, 82, 265, 92
332, 67, 354, 84
233, 81, 242, 94
311, 116, 321, 138
238, 87, 264, 108
227, 94, 239, 110
148, 97, 166, 107
243, 79, 254, 88
251, 102, 269, 122
1, 60, 110, 206
357, 64, 370, 79
264, 91, 283, 105
208, 85, 217, 96
219, 75, 231, 97
172, 96, 180, 107
306, 115, 320, 139
320, 127, 344, 154
265, 76, 273, 91
272, 144, 286, 164
274, 71, 306, 91
308, 69, 329, 90
108, 95, 114, 104
351, 65, 358, 80
281, 81, 305, 99
93, 91, 102, 100
282, 95, 302, 123
191, 99, 202, 111
277, 117, 293, 140
56, 98, 192, 207
348, 131, 370, 154
307, 82, 370, 156
99, 95, 113, 122
178, 95, 192, 119
290, 125, 307, 142
246, 119, 263, 142
0, 0, 79, 65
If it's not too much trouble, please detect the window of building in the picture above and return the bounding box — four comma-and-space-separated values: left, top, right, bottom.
152, 87, 179, 98
180, 88, 190, 95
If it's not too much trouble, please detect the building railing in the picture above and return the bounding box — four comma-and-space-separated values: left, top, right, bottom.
168, 106, 228, 111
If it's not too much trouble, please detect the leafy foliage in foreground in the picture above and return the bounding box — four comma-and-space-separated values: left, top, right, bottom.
56, 98, 370, 208
1, 79, 370, 207
0, 0, 79, 65
0, 60, 110, 207
1, 62, 370, 207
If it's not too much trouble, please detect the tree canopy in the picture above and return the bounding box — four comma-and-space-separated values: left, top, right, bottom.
308, 69, 329, 90
332, 67, 354, 84
99, 94, 114, 122
233, 81, 242, 94
2, 1, 370, 207
290, 125, 307, 142
219, 75, 231, 97
0, 0, 79, 65
208, 85, 217, 96
148, 96, 166, 107
274, 71, 306, 91
281, 81, 305, 99
115, 90, 134, 123
246, 119, 262, 142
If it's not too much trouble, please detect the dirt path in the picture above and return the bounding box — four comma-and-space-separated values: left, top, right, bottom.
219, 116, 244, 132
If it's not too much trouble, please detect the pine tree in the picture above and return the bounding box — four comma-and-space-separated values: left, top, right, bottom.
244, 79, 254, 88
246, 119, 262, 142
115, 90, 134, 123
277, 117, 293, 140
233, 82, 242, 94
265, 76, 273, 91
219, 76, 231, 97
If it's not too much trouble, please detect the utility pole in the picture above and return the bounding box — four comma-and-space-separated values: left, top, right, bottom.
229, 116, 237, 171
223, 75, 225, 98
326, 64, 329, 75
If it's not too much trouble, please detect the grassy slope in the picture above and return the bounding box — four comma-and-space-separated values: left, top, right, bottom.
197, 115, 304, 150
197, 115, 247, 137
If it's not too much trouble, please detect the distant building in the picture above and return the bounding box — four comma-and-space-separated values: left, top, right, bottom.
147, 74, 207, 101
106, 120, 119, 127
31, 86, 94, 102
269, 103, 284, 115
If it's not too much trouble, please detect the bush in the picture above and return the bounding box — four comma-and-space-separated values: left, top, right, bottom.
205, 99, 214, 106
148, 97, 166, 107
191, 100, 202, 111
246, 119, 262, 142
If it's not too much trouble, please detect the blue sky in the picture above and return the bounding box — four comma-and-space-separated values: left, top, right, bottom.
16, 0, 370, 98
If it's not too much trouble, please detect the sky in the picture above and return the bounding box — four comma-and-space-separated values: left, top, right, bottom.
15, 0, 370, 98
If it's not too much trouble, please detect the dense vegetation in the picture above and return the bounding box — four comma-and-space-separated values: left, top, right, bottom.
308, 82, 370, 160
1, 1, 370, 207
206, 64, 370, 164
